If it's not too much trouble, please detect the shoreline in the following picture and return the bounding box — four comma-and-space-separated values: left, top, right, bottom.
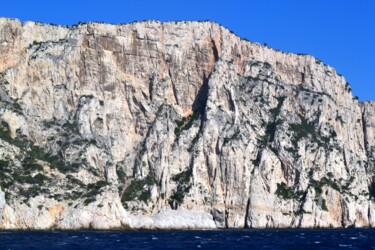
1, 227, 375, 232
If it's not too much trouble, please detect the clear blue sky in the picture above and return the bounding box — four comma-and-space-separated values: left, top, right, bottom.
1, 0, 374, 101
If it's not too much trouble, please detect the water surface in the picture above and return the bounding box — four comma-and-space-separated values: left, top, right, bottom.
0, 229, 374, 249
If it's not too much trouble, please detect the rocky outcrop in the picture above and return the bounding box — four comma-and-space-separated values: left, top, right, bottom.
0, 17, 374, 229
362, 102, 375, 167
0, 188, 4, 224
129, 209, 216, 229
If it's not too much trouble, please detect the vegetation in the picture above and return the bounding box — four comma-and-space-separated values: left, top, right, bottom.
42, 119, 58, 128
0, 160, 12, 190
223, 129, 241, 145
121, 175, 157, 205
85, 180, 110, 197
19, 186, 43, 200
289, 115, 320, 147
269, 96, 285, 116
276, 171, 357, 212
170, 169, 192, 204
308, 171, 358, 211
0, 121, 84, 202
67, 180, 110, 206
188, 133, 200, 152
174, 112, 199, 136
345, 82, 352, 92
27, 40, 43, 49
0, 123, 24, 147
275, 182, 304, 200
62, 121, 80, 134
0, 120, 81, 174
275, 182, 294, 199
320, 198, 328, 211
83, 197, 97, 206
171, 170, 192, 184
170, 189, 186, 204
258, 96, 285, 148
116, 165, 126, 182
0, 103, 110, 204
369, 181, 375, 200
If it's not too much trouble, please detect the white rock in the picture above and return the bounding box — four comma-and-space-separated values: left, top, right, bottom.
0, 18, 374, 229
131, 209, 216, 229
0, 188, 5, 224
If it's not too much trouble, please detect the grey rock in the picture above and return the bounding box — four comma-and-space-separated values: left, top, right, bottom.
0, 188, 4, 224
0, 17, 374, 229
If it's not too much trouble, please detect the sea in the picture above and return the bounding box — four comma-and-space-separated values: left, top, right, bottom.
0, 229, 374, 249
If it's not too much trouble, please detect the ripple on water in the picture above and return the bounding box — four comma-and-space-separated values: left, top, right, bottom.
339, 244, 352, 248
1, 229, 375, 249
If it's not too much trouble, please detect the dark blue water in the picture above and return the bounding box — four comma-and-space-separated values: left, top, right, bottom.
0, 229, 374, 249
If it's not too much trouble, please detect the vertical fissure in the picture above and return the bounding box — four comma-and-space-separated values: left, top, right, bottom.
361, 106, 369, 157
244, 197, 251, 228
168, 68, 179, 106
211, 39, 219, 62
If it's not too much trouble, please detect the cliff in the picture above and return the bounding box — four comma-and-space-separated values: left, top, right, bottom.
0, 17, 374, 229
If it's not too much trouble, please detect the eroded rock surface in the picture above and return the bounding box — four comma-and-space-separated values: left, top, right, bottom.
0, 18, 374, 229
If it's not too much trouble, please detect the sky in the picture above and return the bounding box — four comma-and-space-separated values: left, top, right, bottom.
1, 0, 374, 101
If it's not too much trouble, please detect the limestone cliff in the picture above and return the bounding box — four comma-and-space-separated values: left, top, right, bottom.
0, 18, 374, 229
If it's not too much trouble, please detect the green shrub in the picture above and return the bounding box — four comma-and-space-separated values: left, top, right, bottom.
84, 197, 96, 206
289, 115, 320, 147
0, 124, 12, 142
19, 186, 42, 199
172, 170, 192, 184
170, 170, 192, 204
259, 134, 269, 147
369, 181, 375, 200
0, 159, 10, 171
87, 180, 110, 190
116, 165, 126, 182
33, 173, 48, 185
84, 180, 110, 198
63, 121, 79, 134
22, 157, 43, 171
269, 96, 285, 116
121, 175, 156, 204
275, 182, 305, 200
170, 189, 186, 204
276, 182, 294, 199
174, 112, 199, 136
67, 175, 85, 187
320, 198, 328, 211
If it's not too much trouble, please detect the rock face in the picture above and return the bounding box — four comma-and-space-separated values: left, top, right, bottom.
0, 188, 4, 224
0, 17, 374, 229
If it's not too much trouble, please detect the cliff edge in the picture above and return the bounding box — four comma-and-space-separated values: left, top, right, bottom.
0, 18, 374, 229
